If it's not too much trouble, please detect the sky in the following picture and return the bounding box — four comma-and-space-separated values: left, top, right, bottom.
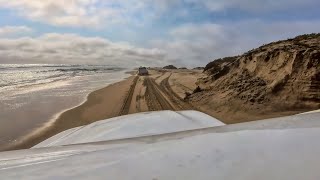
0, 0, 319, 67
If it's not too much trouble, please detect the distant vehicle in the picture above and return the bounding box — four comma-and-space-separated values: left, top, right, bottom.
138, 67, 149, 76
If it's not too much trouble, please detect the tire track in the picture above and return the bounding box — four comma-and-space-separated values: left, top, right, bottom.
158, 74, 195, 110
120, 74, 194, 116
119, 76, 139, 116
144, 77, 174, 111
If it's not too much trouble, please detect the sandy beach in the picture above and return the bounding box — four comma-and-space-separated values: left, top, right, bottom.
2, 68, 313, 151
1, 69, 199, 151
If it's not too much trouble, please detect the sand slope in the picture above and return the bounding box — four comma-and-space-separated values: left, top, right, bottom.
189, 34, 320, 123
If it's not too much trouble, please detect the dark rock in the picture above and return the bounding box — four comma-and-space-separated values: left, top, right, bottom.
163, 65, 178, 69
193, 86, 203, 94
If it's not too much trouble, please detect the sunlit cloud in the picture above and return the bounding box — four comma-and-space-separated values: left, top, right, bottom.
151, 20, 320, 67
0, 33, 165, 66
0, 26, 33, 37
0, 0, 319, 67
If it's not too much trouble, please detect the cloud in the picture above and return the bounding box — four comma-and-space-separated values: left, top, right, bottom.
0, 0, 318, 29
1, 20, 319, 68
187, 0, 320, 13
0, 33, 165, 66
151, 23, 234, 67
151, 20, 320, 67
0, 0, 179, 28
0, 26, 33, 37
0, 0, 106, 27
0, 1, 319, 67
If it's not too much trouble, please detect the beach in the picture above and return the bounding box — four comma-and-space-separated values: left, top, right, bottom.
2, 67, 312, 151
2, 68, 203, 151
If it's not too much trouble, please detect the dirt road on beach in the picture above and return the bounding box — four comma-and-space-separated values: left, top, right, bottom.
119, 72, 195, 116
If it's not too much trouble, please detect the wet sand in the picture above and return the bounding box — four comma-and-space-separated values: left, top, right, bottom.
2, 76, 136, 151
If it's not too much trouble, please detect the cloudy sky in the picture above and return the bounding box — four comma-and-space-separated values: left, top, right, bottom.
0, 0, 319, 67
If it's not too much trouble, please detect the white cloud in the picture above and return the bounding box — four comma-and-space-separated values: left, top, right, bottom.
0, 0, 318, 29
0, 20, 319, 68
0, 1, 318, 67
187, 0, 320, 13
0, 0, 179, 28
151, 20, 320, 67
2, 20, 319, 67
0, 0, 106, 27
0, 26, 33, 37
0, 33, 165, 66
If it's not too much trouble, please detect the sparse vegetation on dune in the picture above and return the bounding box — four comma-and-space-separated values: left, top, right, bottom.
188, 33, 320, 123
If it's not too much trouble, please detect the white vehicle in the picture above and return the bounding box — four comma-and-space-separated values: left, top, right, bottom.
138, 67, 149, 76
1, 110, 320, 180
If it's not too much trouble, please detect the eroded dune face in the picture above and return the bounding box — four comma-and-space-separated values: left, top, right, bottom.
189, 34, 320, 123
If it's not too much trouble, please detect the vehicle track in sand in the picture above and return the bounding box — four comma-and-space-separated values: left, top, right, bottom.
158, 74, 195, 110
144, 77, 174, 111
119, 76, 139, 116
119, 74, 195, 116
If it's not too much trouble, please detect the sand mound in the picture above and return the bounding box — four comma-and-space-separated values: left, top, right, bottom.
188, 33, 320, 123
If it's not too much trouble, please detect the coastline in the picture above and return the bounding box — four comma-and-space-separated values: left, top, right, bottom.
2, 69, 199, 151
2, 75, 136, 151
2, 68, 314, 151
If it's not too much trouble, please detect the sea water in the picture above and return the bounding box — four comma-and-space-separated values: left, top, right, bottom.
0, 64, 129, 147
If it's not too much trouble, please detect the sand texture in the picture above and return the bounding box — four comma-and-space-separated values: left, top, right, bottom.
188, 34, 320, 123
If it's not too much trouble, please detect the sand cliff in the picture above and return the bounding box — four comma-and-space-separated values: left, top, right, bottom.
188, 33, 320, 123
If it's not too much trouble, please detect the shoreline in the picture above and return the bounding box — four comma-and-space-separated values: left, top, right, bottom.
2, 69, 199, 151
2, 75, 136, 151
0, 69, 131, 150
2, 68, 316, 152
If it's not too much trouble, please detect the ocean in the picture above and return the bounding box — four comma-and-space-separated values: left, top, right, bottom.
0, 64, 129, 147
